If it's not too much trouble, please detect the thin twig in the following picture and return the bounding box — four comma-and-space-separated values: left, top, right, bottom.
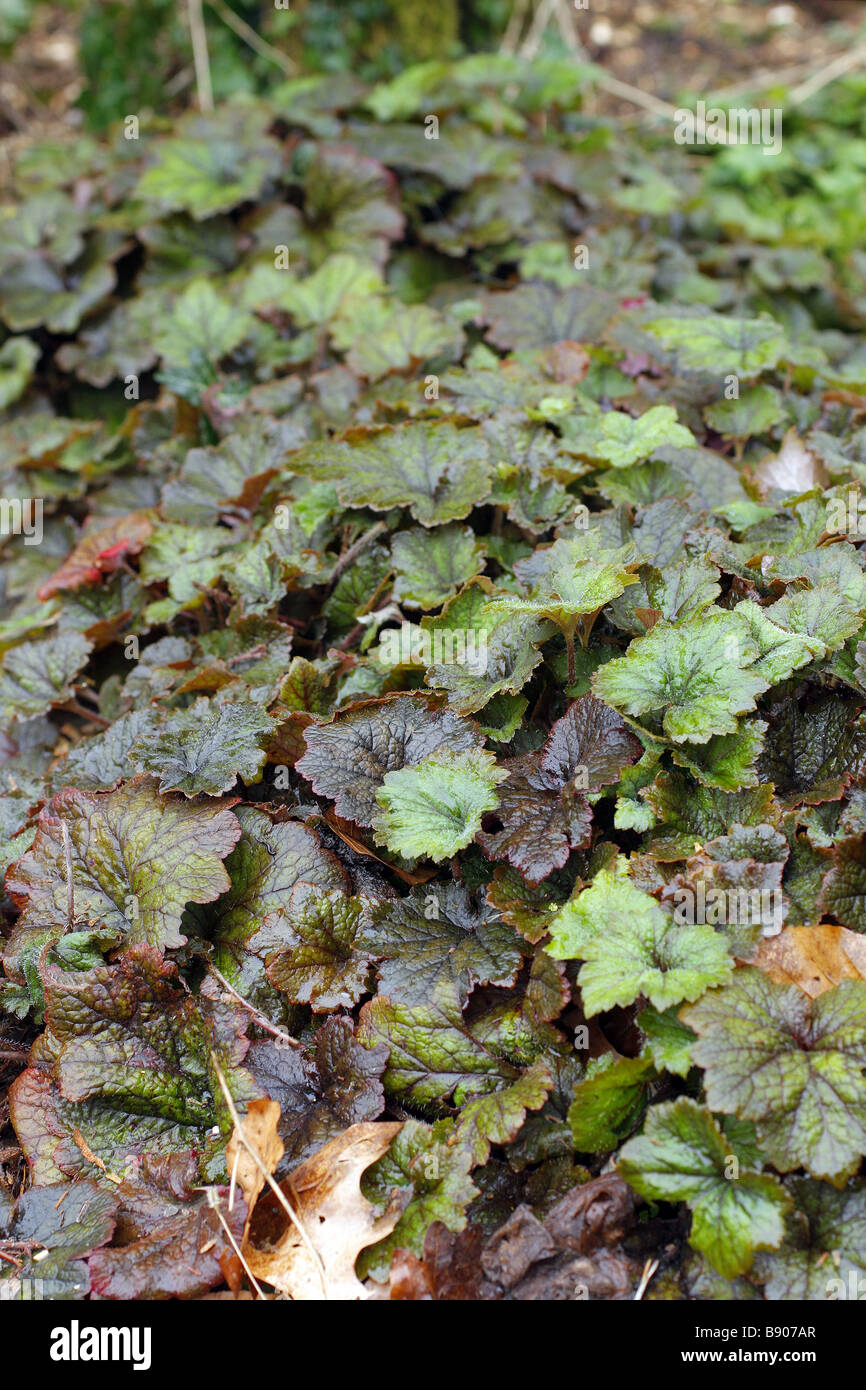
211, 1059, 329, 1299
206, 0, 296, 75
329, 520, 387, 585
591, 71, 743, 144
702, 56, 841, 102
552, 0, 586, 56
224, 644, 267, 668
64, 701, 110, 728
594, 71, 679, 121
500, 0, 531, 55
60, 821, 74, 929
634, 1257, 660, 1301
187, 0, 214, 113
208, 967, 296, 1046
788, 40, 866, 106
519, 0, 556, 60
206, 1189, 269, 1300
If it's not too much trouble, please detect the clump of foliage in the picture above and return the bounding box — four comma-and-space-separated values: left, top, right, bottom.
4, 52, 866, 1300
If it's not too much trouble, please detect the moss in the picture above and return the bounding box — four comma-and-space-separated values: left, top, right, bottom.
386, 0, 460, 62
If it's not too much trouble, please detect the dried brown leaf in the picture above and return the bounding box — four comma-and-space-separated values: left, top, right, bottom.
749, 924, 866, 997
246, 1121, 403, 1300
226, 1097, 284, 1222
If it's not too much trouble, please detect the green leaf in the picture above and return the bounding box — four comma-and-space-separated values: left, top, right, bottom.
357, 980, 520, 1110
208, 806, 348, 1011
619, 1098, 790, 1278
577, 907, 732, 1016
638, 1004, 696, 1078
486, 542, 641, 635
456, 1060, 553, 1164
0, 632, 92, 721
754, 1178, 866, 1300
547, 858, 733, 1015
820, 837, 866, 932
422, 581, 548, 715
152, 278, 254, 374
129, 698, 276, 797
296, 694, 485, 828
569, 1053, 655, 1153
593, 611, 769, 744
392, 524, 486, 611
254, 884, 376, 1011
644, 770, 779, 861
289, 143, 405, 266
703, 385, 787, 440
358, 1119, 478, 1281
766, 582, 864, 657
733, 600, 824, 683
480, 282, 616, 352
362, 881, 523, 1006
4, 776, 241, 955
288, 420, 492, 526
277, 253, 384, 325
547, 859, 660, 960
161, 418, 298, 525
610, 557, 722, 635
576, 405, 696, 469
373, 746, 506, 862
0, 335, 40, 408
671, 720, 767, 792
136, 109, 281, 219
683, 969, 866, 1180
9, 945, 258, 1183
330, 295, 463, 380
645, 313, 787, 376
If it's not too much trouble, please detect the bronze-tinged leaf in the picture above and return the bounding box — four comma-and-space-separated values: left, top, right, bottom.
36, 511, 154, 600
89, 1186, 247, 1300
296, 693, 485, 828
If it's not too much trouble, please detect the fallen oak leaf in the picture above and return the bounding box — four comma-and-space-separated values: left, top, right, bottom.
749, 925, 866, 999
245, 1121, 403, 1300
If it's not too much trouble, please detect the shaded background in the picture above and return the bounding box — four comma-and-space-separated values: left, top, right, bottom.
0, 0, 864, 135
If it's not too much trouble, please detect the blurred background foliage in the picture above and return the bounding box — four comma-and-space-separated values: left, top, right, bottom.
0, 2, 863, 135
0, 0, 511, 128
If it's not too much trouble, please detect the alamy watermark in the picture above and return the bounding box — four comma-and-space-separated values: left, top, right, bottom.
674, 101, 783, 157
0, 497, 43, 546
49, 1319, 152, 1370
671, 883, 785, 934
826, 490, 866, 536
0, 1276, 44, 1300
377, 622, 487, 676
825, 1270, 866, 1300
